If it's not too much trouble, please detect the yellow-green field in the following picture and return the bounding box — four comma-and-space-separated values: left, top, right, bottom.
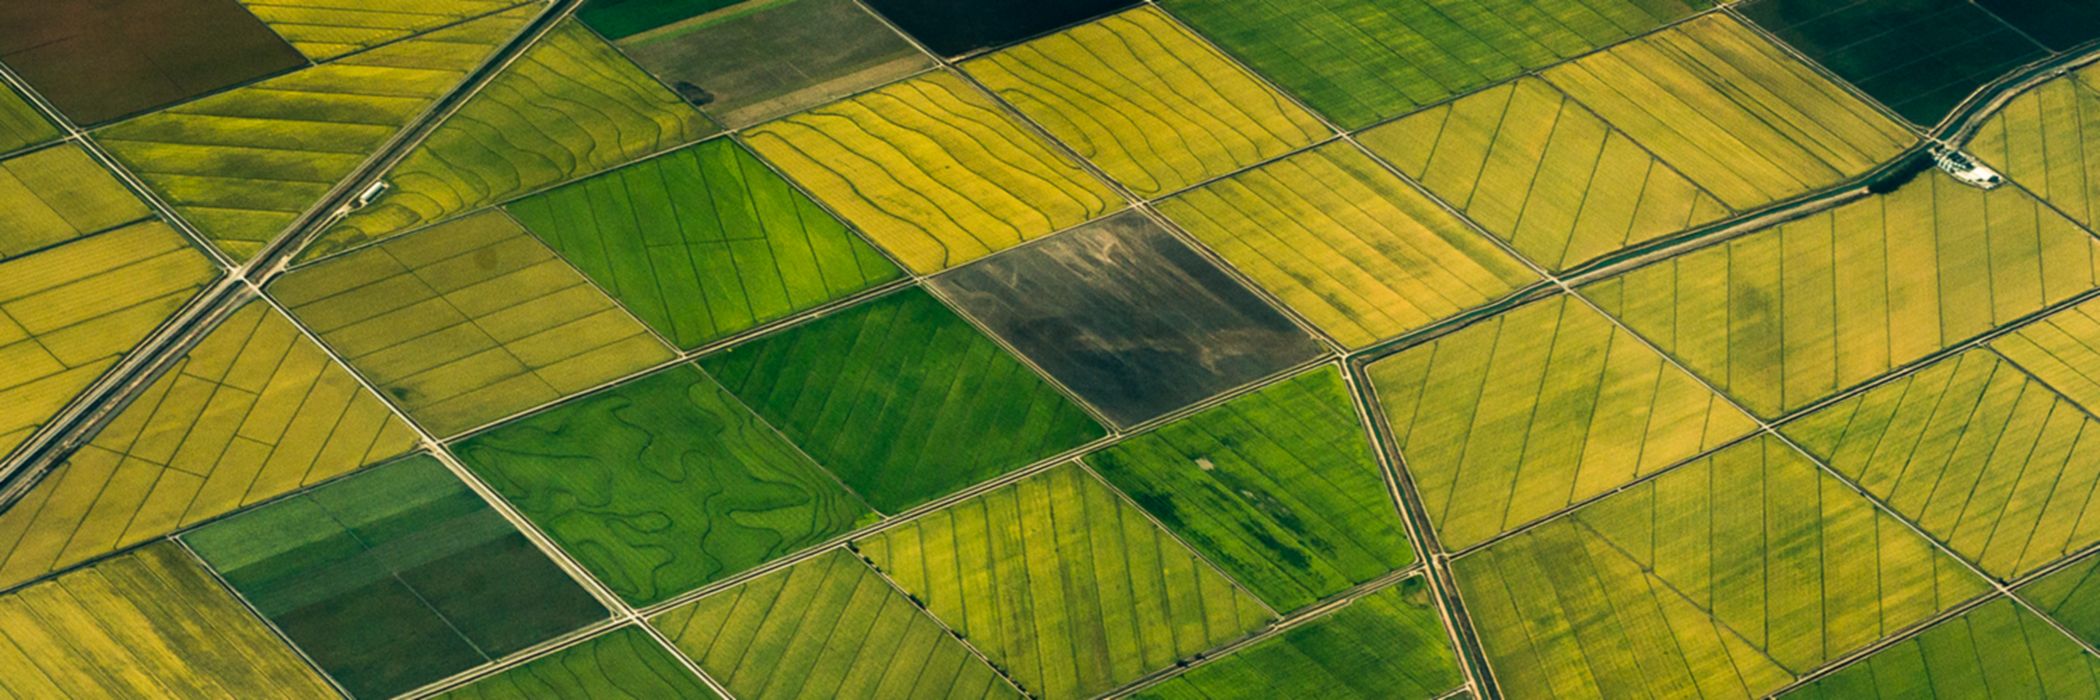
0, 145, 152, 260
1969, 67, 2100, 230
743, 71, 1120, 275
239, 0, 532, 60
1994, 295, 2100, 413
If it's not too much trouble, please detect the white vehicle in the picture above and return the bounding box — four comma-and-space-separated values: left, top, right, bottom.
1932, 148, 2003, 189
350, 180, 392, 210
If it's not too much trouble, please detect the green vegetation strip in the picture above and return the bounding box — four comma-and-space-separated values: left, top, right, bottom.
1784, 598, 2100, 698
440, 626, 717, 699
1136, 577, 1462, 700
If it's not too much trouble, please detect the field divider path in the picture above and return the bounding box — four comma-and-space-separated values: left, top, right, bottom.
168, 534, 360, 698
849, 544, 1038, 697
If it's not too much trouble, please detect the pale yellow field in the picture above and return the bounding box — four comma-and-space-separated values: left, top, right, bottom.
743, 71, 1120, 274
0, 145, 150, 260
239, 0, 529, 60
0, 301, 419, 590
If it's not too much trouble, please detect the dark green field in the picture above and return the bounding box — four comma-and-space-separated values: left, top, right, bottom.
441, 627, 717, 699
1137, 578, 1462, 700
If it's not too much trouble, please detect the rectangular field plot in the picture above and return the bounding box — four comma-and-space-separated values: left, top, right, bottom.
743, 71, 1119, 275
1162, 0, 1709, 131
652, 549, 1018, 700
857, 464, 1273, 700
1358, 77, 1731, 271
1456, 435, 1989, 699
0, 542, 335, 698
1366, 295, 1756, 551
184, 455, 610, 700
613, 0, 934, 128
1135, 577, 1461, 700
0, 222, 219, 460
1585, 170, 2100, 418
440, 626, 716, 700
275, 211, 675, 437
1785, 350, 2100, 580
239, 0, 532, 60
0, 300, 418, 591
1740, 0, 2048, 125
1969, 69, 2100, 230
1994, 296, 2100, 414
0, 0, 305, 125
308, 20, 718, 262
505, 138, 902, 350
1541, 14, 1911, 211
1160, 142, 1536, 347
699, 287, 1106, 513
454, 365, 872, 607
1976, 0, 2100, 52
965, 7, 1328, 199
0, 145, 153, 260
2019, 553, 2100, 647
0, 82, 56, 155
930, 211, 1322, 427
98, 7, 534, 261
1784, 599, 2100, 699
865, 0, 1137, 57
1088, 367, 1415, 612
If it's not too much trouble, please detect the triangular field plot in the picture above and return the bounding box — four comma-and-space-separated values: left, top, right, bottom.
1783, 598, 2100, 699
238, 0, 536, 61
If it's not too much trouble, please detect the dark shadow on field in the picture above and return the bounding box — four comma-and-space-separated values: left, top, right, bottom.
863, 0, 1139, 57
0, 0, 304, 125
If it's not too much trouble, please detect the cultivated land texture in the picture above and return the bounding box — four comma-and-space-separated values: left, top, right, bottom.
1136, 578, 1462, 700
930, 211, 1323, 428
1587, 170, 2100, 418
440, 626, 717, 700
1969, 66, 2100, 231
185, 456, 609, 699
0, 83, 56, 156
863, 0, 1139, 57
2020, 553, 2100, 646
577, 0, 742, 39
0, 542, 336, 698
238, 0, 531, 61
506, 138, 902, 350
0, 0, 306, 125
858, 464, 1273, 700
97, 7, 533, 261
1159, 142, 1536, 348
1739, 0, 2048, 126
1360, 77, 1731, 271
652, 549, 1017, 700
742, 71, 1119, 275
275, 212, 676, 437
309, 20, 717, 260
1162, 0, 1709, 130
0, 223, 219, 459
699, 288, 1105, 513
1994, 295, 2100, 413
1785, 598, 2100, 699
0, 145, 153, 260
965, 7, 1329, 199
1457, 435, 1990, 698
1976, 0, 2100, 52
454, 365, 871, 607
1368, 294, 1757, 550
1088, 367, 1415, 612
0, 301, 418, 591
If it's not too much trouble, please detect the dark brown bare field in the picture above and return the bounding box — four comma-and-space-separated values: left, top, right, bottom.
0, 0, 304, 124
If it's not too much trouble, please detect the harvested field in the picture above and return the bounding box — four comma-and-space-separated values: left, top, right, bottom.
0, 0, 305, 125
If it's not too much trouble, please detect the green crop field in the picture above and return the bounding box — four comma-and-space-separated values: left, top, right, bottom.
1970, 67, 2100, 231
506, 138, 902, 350
239, 0, 531, 60
858, 464, 1273, 700
97, 8, 534, 261
1359, 77, 1732, 271
441, 626, 716, 699
274, 211, 676, 437
1368, 294, 1757, 550
455, 365, 872, 607
1136, 578, 1462, 700
1088, 367, 1415, 612
1994, 296, 2100, 413
2020, 553, 2100, 646
0, 145, 152, 260
700, 288, 1106, 513
1158, 142, 1536, 348
0, 83, 56, 155
1784, 598, 2100, 698
965, 7, 1328, 199
310, 20, 717, 261
653, 549, 1017, 699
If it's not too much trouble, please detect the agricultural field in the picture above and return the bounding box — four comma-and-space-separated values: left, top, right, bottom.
441, 626, 716, 699
964, 7, 1329, 199
1976, 0, 2100, 52
238, 0, 531, 60
742, 71, 1119, 275
0, 542, 336, 697
1160, 142, 1537, 348
183, 455, 609, 699
0, 0, 305, 125
308, 20, 717, 261
610, 0, 933, 128
0, 222, 219, 459
97, 7, 535, 261
1367, 294, 1757, 550
1135, 578, 1462, 700
577, 0, 742, 40
505, 138, 903, 350
1162, 0, 1709, 131
1456, 435, 1989, 698
1087, 367, 1415, 612
1586, 170, 2100, 417
931, 211, 1321, 427
698, 288, 1105, 513
1968, 67, 2100, 230
1740, 0, 2048, 125
2020, 553, 2100, 646
1994, 295, 2100, 413
0, 83, 55, 155
273, 211, 676, 437
857, 464, 1273, 699
0, 145, 153, 260
1785, 598, 2100, 698
652, 549, 1017, 699
864, 0, 1138, 57
454, 365, 871, 607
0, 300, 417, 591
1359, 77, 1732, 271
